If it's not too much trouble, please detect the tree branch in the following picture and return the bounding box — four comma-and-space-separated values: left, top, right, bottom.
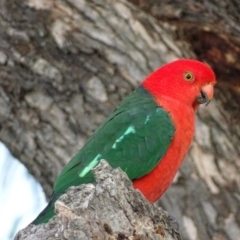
15, 160, 180, 240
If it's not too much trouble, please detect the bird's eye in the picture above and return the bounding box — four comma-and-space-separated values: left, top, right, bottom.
184, 72, 194, 81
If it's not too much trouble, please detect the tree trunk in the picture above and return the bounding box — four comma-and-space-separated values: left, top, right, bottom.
0, 0, 239, 239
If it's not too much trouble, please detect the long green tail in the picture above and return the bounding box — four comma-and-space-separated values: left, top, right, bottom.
31, 192, 60, 225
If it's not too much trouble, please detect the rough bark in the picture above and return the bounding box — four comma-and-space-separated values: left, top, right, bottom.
0, 0, 239, 240
15, 160, 181, 240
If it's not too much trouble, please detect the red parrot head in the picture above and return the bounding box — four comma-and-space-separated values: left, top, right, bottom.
142, 59, 216, 109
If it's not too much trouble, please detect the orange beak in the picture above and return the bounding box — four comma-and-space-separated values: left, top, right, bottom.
197, 84, 214, 105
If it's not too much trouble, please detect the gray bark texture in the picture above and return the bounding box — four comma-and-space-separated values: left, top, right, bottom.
0, 0, 239, 239
14, 160, 181, 240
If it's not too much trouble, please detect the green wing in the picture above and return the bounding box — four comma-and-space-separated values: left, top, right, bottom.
54, 87, 175, 192
32, 87, 175, 224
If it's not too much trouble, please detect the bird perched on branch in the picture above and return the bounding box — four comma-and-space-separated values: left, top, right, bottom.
32, 59, 216, 224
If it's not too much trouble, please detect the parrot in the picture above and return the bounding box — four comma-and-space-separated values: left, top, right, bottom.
32, 59, 216, 225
